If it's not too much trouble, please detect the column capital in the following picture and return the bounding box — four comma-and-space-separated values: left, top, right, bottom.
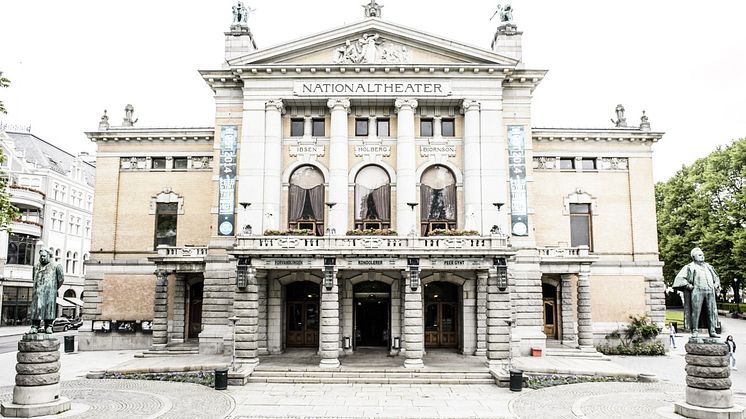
155, 269, 169, 283
327, 98, 351, 112
265, 99, 285, 114
394, 98, 418, 113
461, 99, 481, 113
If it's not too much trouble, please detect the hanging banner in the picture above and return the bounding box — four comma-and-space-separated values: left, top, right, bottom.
218, 125, 238, 236
508, 125, 529, 236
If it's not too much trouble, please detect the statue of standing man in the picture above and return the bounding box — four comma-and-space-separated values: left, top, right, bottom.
29, 248, 65, 334
673, 247, 721, 338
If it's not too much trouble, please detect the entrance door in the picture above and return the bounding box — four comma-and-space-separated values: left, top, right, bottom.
424, 282, 459, 348
353, 281, 391, 348
542, 283, 558, 339
286, 281, 320, 348
187, 282, 203, 339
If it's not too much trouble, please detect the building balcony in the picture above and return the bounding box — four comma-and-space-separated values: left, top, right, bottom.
537, 245, 597, 268
149, 246, 209, 272
9, 186, 45, 209
10, 220, 42, 237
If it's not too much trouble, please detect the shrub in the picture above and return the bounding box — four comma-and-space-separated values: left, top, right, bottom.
597, 314, 664, 356
527, 374, 638, 389
103, 371, 215, 388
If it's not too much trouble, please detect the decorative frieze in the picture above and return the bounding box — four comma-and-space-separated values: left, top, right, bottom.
332, 33, 411, 64
120, 156, 213, 171
532, 156, 629, 171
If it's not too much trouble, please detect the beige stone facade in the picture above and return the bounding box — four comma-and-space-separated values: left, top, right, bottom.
79, 4, 665, 367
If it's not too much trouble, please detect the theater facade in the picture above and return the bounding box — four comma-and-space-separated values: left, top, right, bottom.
80, 2, 666, 369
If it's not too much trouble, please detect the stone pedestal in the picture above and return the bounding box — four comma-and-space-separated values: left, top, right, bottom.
1, 333, 71, 418
674, 338, 745, 419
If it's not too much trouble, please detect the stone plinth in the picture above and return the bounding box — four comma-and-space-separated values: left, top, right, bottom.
1, 333, 71, 418
674, 337, 745, 419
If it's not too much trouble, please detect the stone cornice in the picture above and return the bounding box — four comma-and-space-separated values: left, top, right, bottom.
85, 127, 214, 144
532, 127, 664, 144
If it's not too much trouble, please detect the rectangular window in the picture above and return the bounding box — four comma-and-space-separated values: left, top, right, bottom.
6, 233, 35, 265
151, 158, 167, 170
441, 118, 455, 137
312, 118, 325, 137
355, 119, 369, 137
173, 157, 188, 170
420, 119, 434, 137
290, 119, 304, 137
581, 158, 597, 170
559, 158, 575, 170
376, 118, 390, 137
570, 203, 592, 250
154, 203, 178, 248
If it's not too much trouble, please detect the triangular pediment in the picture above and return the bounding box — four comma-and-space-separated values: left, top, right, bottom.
229, 18, 518, 67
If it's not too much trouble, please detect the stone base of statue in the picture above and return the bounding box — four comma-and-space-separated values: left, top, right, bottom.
673, 337, 745, 419
0, 333, 71, 418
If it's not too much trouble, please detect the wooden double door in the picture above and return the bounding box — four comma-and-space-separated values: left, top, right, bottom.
286, 281, 320, 348
424, 282, 459, 348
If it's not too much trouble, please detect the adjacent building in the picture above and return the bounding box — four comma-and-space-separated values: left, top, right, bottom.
79, 2, 666, 369
0, 127, 95, 326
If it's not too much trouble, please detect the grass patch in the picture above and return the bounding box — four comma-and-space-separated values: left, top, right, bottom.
665, 310, 684, 325
527, 375, 638, 389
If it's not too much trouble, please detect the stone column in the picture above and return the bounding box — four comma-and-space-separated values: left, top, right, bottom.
257, 271, 269, 355
341, 279, 354, 354
390, 278, 402, 355
462, 100, 483, 232
151, 270, 169, 349
267, 277, 282, 354
233, 268, 261, 367
171, 274, 186, 344
560, 274, 577, 347
475, 271, 488, 356
237, 98, 267, 234
576, 267, 594, 348
262, 100, 284, 232
394, 99, 418, 235
319, 268, 340, 368
486, 268, 511, 365
403, 270, 424, 368
327, 99, 351, 235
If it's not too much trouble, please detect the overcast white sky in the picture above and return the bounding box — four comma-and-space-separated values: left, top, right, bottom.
1, 1, 744, 182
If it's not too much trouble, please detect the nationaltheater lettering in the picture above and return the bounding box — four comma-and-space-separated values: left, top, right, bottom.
294, 81, 451, 97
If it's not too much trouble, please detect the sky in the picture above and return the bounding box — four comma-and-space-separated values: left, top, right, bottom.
1, 0, 744, 182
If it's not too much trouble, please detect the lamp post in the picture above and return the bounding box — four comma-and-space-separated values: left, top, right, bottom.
323, 258, 337, 290
406, 202, 418, 237
228, 315, 239, 371
407, 258, 420, 291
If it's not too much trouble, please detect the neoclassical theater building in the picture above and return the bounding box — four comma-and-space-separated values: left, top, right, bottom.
80, 2, 666, 369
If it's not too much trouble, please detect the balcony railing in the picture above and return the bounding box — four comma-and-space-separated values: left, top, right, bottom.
9, 186, 45, 208
235, 234, 509, 254
537, 245, 592, 260
155, 246, 209, 258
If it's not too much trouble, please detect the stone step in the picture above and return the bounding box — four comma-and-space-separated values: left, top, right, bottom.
248, 376, 496, 385
136, 349, 200, 358
544, 348, 609, 360
251, 370, 492, 379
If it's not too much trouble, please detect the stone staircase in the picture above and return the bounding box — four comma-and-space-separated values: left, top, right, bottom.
248, 367, 495, 385
136, 343, 200, 358
543, 346, 609, 360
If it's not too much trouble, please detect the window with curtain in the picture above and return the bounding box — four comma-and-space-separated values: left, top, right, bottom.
354, 165, 391, 231
288, 165, 325, 235
420, 165, 457, 235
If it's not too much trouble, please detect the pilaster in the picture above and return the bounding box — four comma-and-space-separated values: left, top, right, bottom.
475, 271, 488, 356
319, 268, 340, 368
327, 99, 351, 235
267, 277, 282, 354
262, 100, 284, 232
395, 99, 418, 235
402, 269, 424, 368
577, 266, 593, 348
461, 100, 483, 232
151, 270, 169, 349
171, 274, 186, 344
341, 278, 354, 354
560, 274, 577, 347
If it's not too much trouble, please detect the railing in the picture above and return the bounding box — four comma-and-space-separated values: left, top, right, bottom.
9, 186, 45, 208
537, 245, 591, 259
236, 235, 509, 253
156, 246, 209, 258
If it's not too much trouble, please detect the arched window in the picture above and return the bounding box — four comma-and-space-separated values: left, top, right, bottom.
354, 165, 391, 231
82, 253, 89, 275
72, 252, 78, 274
54, 249, 61, 263
288, 165, 325, 236
65, 251, 72, 274
420, 165, 457, 235
64, 289, 76, 298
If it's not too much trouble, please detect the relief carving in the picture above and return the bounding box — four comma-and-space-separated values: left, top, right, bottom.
333, 33, 411, 64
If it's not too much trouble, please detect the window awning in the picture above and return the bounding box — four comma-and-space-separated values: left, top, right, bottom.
64, 297, 84, 307
56, 297, 75, 308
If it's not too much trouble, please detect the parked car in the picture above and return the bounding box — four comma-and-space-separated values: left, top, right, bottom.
69, 318, 83, 330
51, 317, 77, 332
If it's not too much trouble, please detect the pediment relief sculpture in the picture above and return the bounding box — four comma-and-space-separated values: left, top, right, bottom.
333, 33, 411, 64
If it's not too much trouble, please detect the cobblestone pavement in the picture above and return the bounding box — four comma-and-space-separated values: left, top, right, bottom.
0, 379, 234, 418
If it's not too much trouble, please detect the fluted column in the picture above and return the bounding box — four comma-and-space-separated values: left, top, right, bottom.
327, 99, 351, 235
234, 268, 261, 367
560, 274, 577, 347
151, 270, 169, 349
403, 270, 424, 368
577, 267, 593, 348
395, 99, 418, 235
319, 269, 340, 368
462, 100, 483, 232
486, 268, 511, 365
475, 271, 488, 356
262, 100, 284, 231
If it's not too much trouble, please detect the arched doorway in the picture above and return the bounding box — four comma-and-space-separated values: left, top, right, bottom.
424, 282, 459, 348
353, 281, 390, 348
286, 281, 320, 348
542, 283, 558, 340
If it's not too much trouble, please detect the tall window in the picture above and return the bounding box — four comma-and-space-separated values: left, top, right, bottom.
6, 233, 35, 265
288, 166, 325, 235
420, 165, 457, 235
290, 118, 304, 137
355, 118, 369, 137
441, 118, 455, 137
65, 251, 73, 274
354, 165, 391, 231
570, 203, 593, 250
420, 118, 434, 137
54, 249, 61, 263
72, 252, 79, 274
154, 203, 178, 247
311, 118, 325, 137
376, 118, 390, 137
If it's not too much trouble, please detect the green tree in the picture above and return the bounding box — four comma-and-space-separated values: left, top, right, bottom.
0, 71, 9, 114
657, 139, 746, 304
0, 70, 20, 228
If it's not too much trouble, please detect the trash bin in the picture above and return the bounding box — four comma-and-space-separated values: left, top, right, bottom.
214, 367, 228, 390
671, 322, 678, 334
509, 369, 523, 392
64, 335, 75, 353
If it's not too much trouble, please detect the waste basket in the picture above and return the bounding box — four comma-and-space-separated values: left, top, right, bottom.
509, 369, 523, 392
671, 322, 678, 334
214, 368, 228, 390
64, 335, 75, 353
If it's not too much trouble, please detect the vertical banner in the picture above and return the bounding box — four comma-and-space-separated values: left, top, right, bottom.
507, 125, 529, 236
218, 125, 238, 236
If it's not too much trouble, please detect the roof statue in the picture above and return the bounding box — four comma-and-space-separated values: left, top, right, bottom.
491, 3, 514, 24
640, 110, 651, 131
611, 104, 627, 127
122, 104, 138, 127
98, 110, 109, 130
232, 1, 254, 25
363, 0, 383, 18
